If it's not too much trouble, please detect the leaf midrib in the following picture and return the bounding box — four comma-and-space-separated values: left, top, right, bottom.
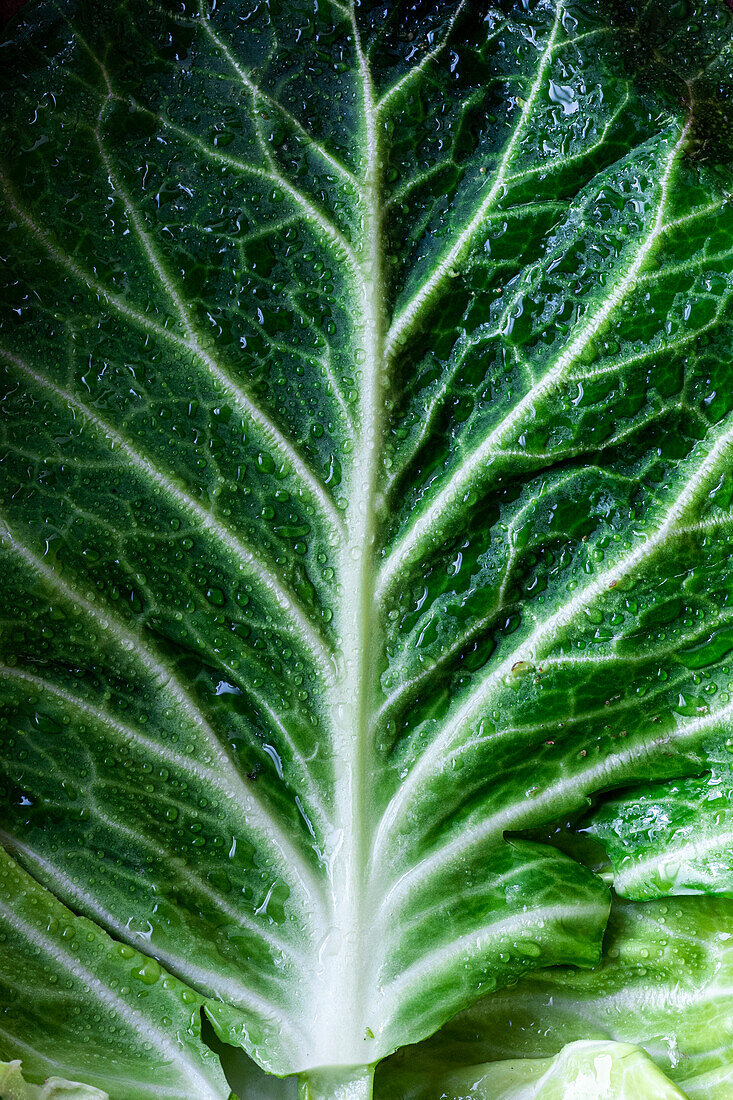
314, 3, 387, 1063
318, 1, 616, 1055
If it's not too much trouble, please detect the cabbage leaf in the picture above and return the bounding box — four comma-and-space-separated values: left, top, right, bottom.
1, 0, 733, 1097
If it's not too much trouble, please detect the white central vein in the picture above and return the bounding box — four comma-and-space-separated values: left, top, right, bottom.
4, 0, 728, 1076
310, 2, 387, 1065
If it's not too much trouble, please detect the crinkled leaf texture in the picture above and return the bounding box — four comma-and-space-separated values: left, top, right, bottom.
1, 0, 733, 1096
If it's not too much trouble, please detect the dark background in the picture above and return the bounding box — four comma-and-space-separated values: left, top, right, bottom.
1, 0, 26, 28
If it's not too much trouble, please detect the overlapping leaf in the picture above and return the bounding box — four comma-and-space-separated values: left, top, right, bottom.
380, 1040, 689, 1100
1, 0, 733, 1095
380, 897, 733, 1098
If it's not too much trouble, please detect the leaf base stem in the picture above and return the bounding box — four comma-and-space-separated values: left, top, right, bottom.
298, 1065, 375, 1100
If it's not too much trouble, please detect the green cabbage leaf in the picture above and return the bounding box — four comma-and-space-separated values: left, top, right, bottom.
1, 0, 733, 1096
